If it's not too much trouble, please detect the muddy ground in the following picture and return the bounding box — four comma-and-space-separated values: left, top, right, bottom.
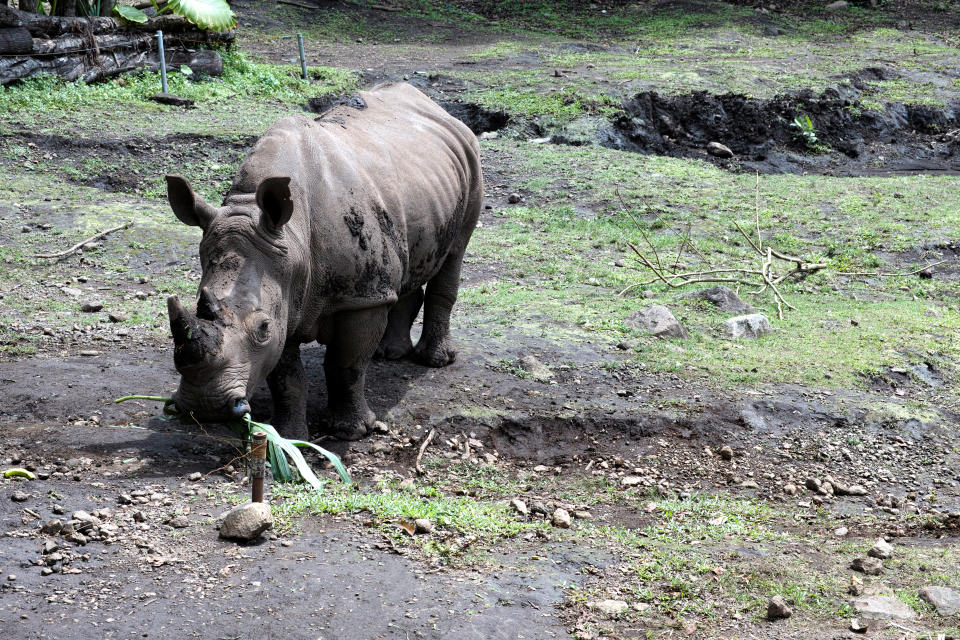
2, 1, 960, 639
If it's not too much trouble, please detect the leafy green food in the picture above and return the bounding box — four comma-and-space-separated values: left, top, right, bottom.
113, 4, 149, 23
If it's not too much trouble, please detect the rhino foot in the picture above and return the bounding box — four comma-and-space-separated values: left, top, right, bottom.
373, 339, 413, 361
325, 407, 374, 441
412, 340, 457, 368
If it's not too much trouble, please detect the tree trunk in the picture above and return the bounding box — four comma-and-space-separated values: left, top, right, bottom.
0, 26, 31, 52
54, 0, 77, 17
98, 0, 114, 17
17, 0, 33, 12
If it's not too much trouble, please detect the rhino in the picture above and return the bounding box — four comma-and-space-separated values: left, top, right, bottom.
164, 83, 482, 440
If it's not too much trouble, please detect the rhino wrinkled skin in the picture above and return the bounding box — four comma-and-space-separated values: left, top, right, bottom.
165, 83, 483, 440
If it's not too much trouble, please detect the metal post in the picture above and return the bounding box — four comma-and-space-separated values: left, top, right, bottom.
156, 30, 168, 94
251, 432, 267, 503
296, 33, 308, 81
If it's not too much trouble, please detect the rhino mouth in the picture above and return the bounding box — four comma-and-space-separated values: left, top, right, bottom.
172, 383, 250, 422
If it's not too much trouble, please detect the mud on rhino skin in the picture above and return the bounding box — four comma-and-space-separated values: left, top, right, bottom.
162, 82, 483, 441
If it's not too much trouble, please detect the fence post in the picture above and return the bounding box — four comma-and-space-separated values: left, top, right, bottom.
156, 30, 168, 94
251, 432, 267, 503
296, 33, 308, 81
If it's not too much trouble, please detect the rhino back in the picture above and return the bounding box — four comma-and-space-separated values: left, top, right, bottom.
227, 83, 481, 331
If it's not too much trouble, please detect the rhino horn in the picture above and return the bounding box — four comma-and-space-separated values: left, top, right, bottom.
167, 295, 192, 348
196, 287, 222, 322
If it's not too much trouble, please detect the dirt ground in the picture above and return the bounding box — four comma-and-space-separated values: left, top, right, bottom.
2, 1, 960, 639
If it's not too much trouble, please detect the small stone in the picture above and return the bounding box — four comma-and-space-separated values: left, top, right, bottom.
40, 567, 54, 576
551, 508, 571, 528
767, 595, 792, 620
719, 445, 734, 461
413, 518, 433, 534
167, 515, 190, 529
825, 0, 848, 9
132, 510, 146, 523
507, 192, 522, 204
868, 538, 893, 560
80, 301, 103, 313
625, 305, 688, 339
78, 350, 100, 357
783, 483, 798, 495
371, 420, 389, 434
187, 472, 202, 482
219, 502, 273, 541
621, 476, 644, 487
11, 491, 29, 502
573, 510, 592, 520
849, 618, 869, 633
107, 312, 126, 323
518, 355, 553, 382
845, 484, 867, 496
510, 499, 528, 516
706, 141, 734, 158
587, 599, 628, 616
740, 479, 760, 489
851, 596, 916, 621
723, 313, 771, 339
834, 526, 848, 537
918, 586, 960, 616
149, 93, 195, 107
40, 519, 62, 535
851, 557, 883, 575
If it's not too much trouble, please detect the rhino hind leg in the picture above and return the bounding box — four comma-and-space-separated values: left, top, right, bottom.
412, 250, 465, 368
266, 341, 309, 441
323, 306, 389, 440
374, 287, 424, 360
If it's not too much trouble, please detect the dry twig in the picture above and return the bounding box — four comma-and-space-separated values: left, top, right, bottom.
414, 428, 436, 475
33, 221, 132, 259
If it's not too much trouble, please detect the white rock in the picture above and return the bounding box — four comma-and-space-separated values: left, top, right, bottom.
723, 313, 772, 339
510, 499, 529, 516
706, 141, 734, 158
219, 502, 273, 540
587, 599, 628, 616
625, 305, 688, 339
518, 355, 553, 382
868, 538, 893, 560
825, 0, 848, 9
851, 596, 916, 621
919, 586, 960, 616
551, 508, 571, 528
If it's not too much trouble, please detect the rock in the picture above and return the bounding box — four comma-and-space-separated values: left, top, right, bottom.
573, 510, 592, 520
187, 472, 202, 481
507, 192, 522, 204
42, 540, 59, 554
518, 355, 553, 382
149, 93, 195, 107
706, 141, 734, 158
625, 305, 688, 339
919, 586, 960, 616
719, 445, 734, 461
846, 485, 867, 496
851, 557, 883, 575
851, 596, 916, 621
80, 301, 103, 313
834, 526, 848, 537
510, 498, 529, 516
40, 567, 54, 576
868, 538, 893, 560
40, 519, 62, 535
825, 0, 848, 9
107, 312, 126, 323
167, 515, 190, 529
621, 476, 644, 487
11, 491, 29, 502
849, 618, 869, 633
767, 595, 792, 620
587, 599, 629, 616
551, 508, 571, 528
723, 313, 771, 339
740, 479, 760, 489
783, 483, 798, 495
413, 518, 433, 534
371, 420, 389, 434
219, 502, 273, 541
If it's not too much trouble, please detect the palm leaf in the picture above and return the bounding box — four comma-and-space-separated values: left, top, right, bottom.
168, 0, 236, 32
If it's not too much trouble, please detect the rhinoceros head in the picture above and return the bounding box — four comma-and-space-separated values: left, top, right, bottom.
164, 173, 296, 422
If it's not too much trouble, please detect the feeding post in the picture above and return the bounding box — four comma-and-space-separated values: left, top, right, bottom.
251, 431, 267, 502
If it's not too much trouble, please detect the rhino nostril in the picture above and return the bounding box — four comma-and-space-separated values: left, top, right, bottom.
231, 397, 251, 420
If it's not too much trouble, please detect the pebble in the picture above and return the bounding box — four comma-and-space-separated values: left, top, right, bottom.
719, 445, 734, 461
507, 192, 522, 204
851, 557, 883, 575
767, 595, 792, 620
918, 586, 960, 616
413, 518, 433, 534
834, 527, 848, 537
11, 491, 29, 502
219, 502, 273, 541
187, 472, 202, 481
80, 301, 103, 313
587, 599, 628, 616
167, 515, 190, 529
510, 498, 528, 516
706, 141, 734, 158
783, 483, 798, 495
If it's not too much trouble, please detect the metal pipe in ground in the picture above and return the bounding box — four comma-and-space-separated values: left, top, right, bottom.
251, 432, 267, 503
296, 33, 308, 80
156, 30, 168, 94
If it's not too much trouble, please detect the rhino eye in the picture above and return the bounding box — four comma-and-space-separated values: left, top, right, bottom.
254, 319, 270, 344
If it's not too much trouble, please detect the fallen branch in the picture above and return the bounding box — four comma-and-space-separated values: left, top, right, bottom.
33, 221, 132, 259
277, 0, 319, 8
371, 3, 404, 11
414, 428, 436, 476
835, 260, 946, 277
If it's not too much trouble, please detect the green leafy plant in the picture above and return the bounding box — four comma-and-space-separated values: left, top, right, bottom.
790, 114, 818, 148
114, 395, 350, 491
114, 0, 236, 32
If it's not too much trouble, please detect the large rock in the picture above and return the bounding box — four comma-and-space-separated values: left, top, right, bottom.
851, 596, 916, 621
626, 305, 688, 339
919, 586, 960, 616
680, 285, 755, 314
723, 313, 771, 339
219, 502, 273, 540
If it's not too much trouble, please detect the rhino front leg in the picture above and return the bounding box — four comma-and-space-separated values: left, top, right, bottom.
266, 341, 308, 441
374, 287, 424, 360
323, 306, 389, 440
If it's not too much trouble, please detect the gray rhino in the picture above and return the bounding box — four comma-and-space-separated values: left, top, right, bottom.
164, 83, 482, 440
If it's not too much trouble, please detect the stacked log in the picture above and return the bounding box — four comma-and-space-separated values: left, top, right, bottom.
0, 5, 232, 85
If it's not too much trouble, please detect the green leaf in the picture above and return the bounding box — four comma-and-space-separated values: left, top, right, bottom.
114, 4, 149, 23
289, 440, 351, 486
168, 0, 236, 32
243, 415, 351, 491
180, 65, 193, 76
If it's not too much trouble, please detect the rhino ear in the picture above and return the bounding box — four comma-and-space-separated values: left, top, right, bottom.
166, 174, 218, 230
256, 176, 294, 233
